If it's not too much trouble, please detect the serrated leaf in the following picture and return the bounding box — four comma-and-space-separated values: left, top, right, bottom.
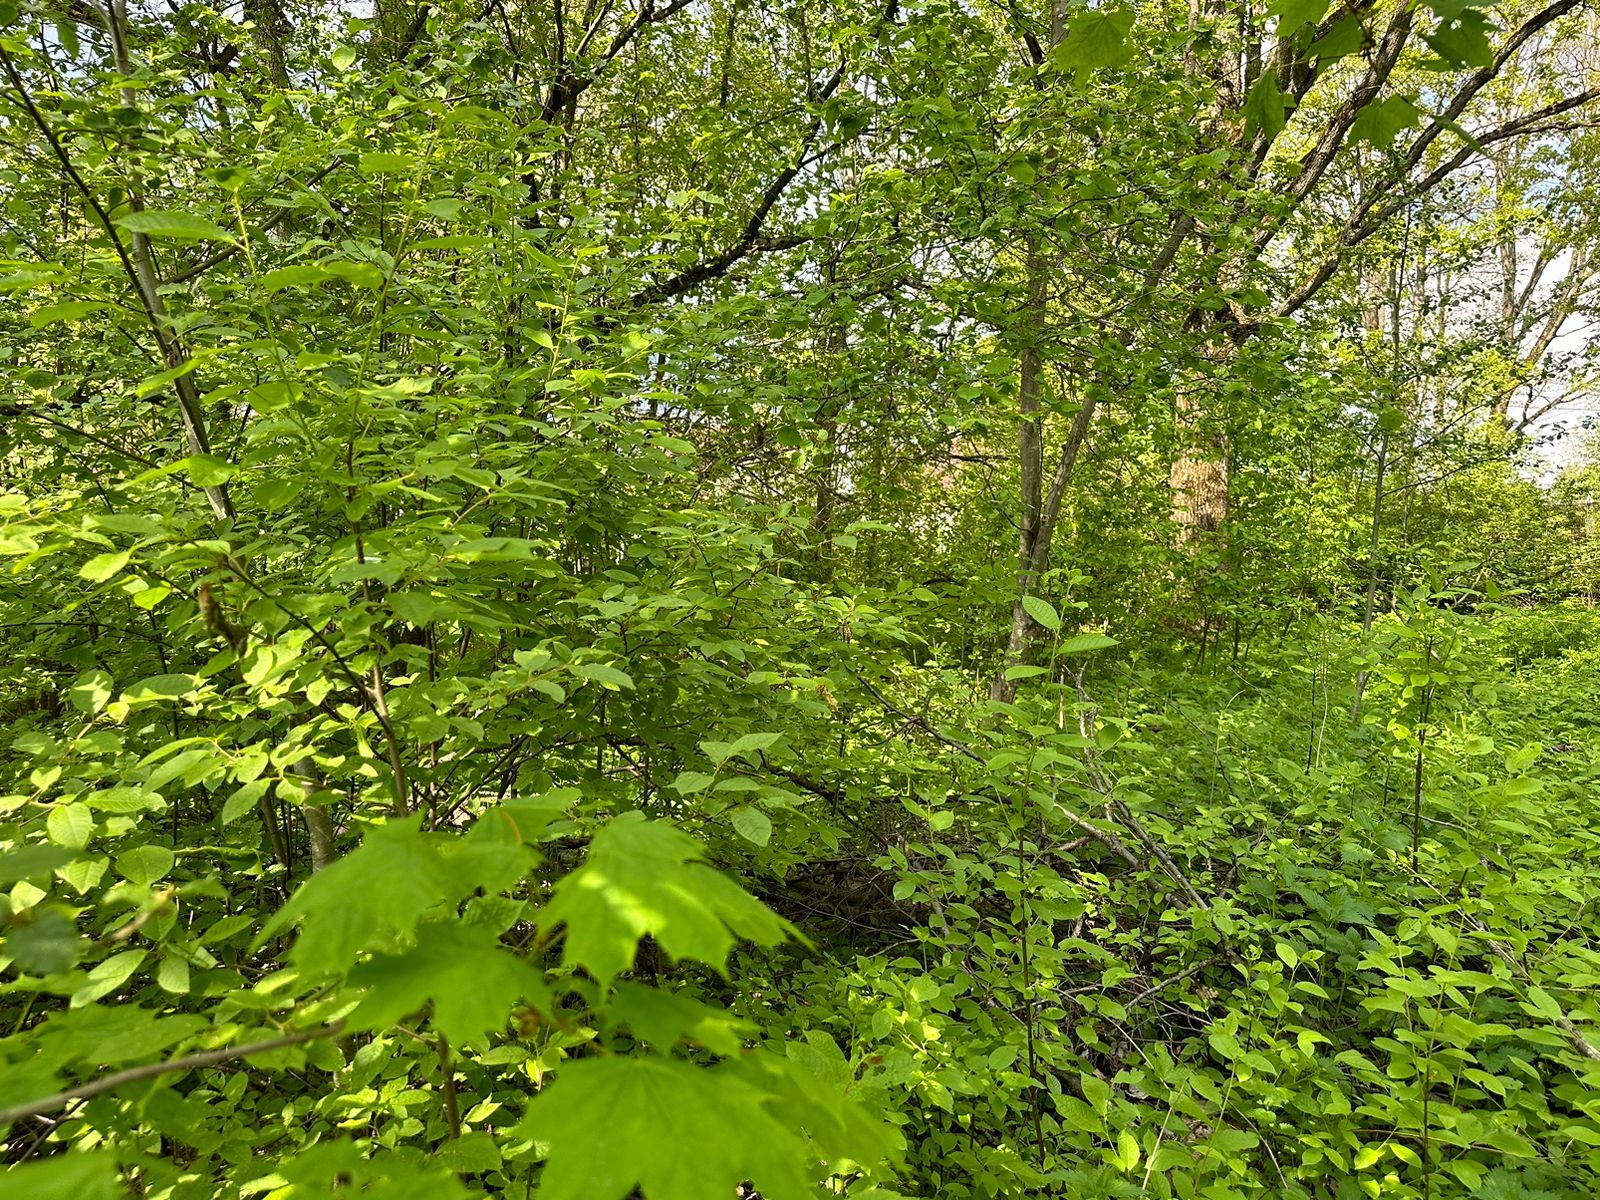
1267, 0, 1329, 33
1349, 94, 1420, 150
540, 812, 792, 985
1244, 73, 1287, 139
1425, 10, 1496, 67
607, 982, 754, 1055
514, 1056, 815, 1200
1050, 8, 1135, 69
268, 817, 453, 976
347, 921, 547, 1044
1308, 14, 1364, 60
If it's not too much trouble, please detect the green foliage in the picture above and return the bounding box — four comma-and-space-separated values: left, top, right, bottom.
0, 0, 1597, 1195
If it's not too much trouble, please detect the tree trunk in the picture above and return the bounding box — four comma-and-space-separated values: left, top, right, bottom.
243, 0, 292, 88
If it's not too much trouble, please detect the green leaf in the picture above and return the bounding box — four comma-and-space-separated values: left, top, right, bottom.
268, 817, 453, 976
1480, 1129, 1537, 1157
0, 1153, 117, 1199
156, 955, 191, 994
1349, 95, 1421, 150
572, 662, 634, 690
540, 813, 792, 985
79, 550, 130, 582
114, 210, 236, 243
1004, 665, 1050, 681
1425, 10, 1495, 67
30, 300, 112, 328
1115, 1129, 1140, 1170
1060, 632, 1118, 654
1244, 74, 1287, 139
1050, 8, 1135, 69
182, 454, 235, 487
437, 1131, 501, 1173
729, 731, 782, 759
359, 152, 415, 176
320, 260, 385, 289
122, 673, 199, 703
731, 805, 773, 846
514, 1056, 815, 1200
347, 921, 547, 1044
1021, 595, 1061, 631
0, 844, 75, 883
221, 780, 269, 825
1308, 14, 1364, 61
261, 264, 332, 292
1267, 0, 1329, 34
1524, 985, 1563, 1020
116, 844, 175, 887
607, 981, 754, 1055
66, 670, 113, 714
47, 804, 94, 850
5, 908, 84, 974
71, 949, 145, 1007
133, 354, 208, 399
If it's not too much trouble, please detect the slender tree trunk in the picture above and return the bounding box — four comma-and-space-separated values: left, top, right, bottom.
989, 0, 1078, 703
243, 0, 292, 87
1351, 431, 1388, 719
103, 0, 235, 522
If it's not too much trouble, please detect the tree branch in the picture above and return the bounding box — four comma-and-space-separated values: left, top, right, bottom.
0, 1024, 344, 1127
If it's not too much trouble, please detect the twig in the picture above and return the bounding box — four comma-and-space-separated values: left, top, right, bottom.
0, 1023, 345, 1127
851, 669, 1141, 867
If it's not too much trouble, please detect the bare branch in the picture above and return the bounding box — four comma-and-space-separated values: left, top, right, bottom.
0, 1024, 345, 1128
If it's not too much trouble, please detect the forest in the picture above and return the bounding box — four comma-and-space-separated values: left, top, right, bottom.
2, 0, 1600, 1195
